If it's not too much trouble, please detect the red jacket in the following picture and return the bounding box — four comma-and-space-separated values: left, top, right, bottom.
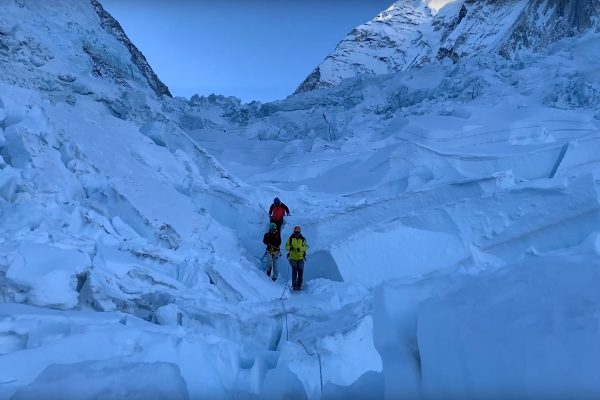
269, 203, 290, 221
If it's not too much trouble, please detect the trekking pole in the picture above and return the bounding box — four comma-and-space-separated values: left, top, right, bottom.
259, 204, 270, 217
260, 251, 267, 262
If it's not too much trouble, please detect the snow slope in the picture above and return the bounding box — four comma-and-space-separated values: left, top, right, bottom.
1, 0, 600, 399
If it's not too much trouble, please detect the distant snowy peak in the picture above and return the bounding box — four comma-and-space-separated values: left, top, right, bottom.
91, 0, 171, 97
295, 0, 433, 94
295, 0, 600, 94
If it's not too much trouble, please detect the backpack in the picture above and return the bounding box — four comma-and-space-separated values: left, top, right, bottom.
271, 205, 285, 221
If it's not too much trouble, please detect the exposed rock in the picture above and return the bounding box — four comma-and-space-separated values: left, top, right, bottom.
295, 0, 600, 94
90, 0, 172, 98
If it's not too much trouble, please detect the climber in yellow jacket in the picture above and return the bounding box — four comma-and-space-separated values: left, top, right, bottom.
285, 225, 308, 291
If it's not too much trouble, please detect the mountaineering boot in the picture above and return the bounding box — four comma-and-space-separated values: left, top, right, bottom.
266, 269, 271, 277
272, 277, 276, 282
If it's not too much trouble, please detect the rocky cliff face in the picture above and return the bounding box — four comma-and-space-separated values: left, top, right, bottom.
296, 0, 600, 94
91, 0, 171, 97
433, 0, 600, 61
0, 0, 170, 100
496, 0, 600, 57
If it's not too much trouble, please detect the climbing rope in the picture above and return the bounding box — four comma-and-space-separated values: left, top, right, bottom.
280, 260, 291, 341
278, 259, 324, 395
298, 340, 324, 394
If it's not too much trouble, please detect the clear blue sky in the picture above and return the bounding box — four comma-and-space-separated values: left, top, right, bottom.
101, 0, 392, 102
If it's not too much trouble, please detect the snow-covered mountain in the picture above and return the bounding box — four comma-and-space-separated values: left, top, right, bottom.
296, 0, 600, 93
294, 0, 434, 94
2, 0, 600, 399
0, 0, 170, 101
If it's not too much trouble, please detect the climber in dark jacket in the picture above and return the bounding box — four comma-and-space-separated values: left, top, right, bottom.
263, 222, 282, 281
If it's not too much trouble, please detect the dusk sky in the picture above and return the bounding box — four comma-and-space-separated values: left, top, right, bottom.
101, 0, 393, 103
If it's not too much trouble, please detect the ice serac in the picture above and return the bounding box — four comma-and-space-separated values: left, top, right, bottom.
295, 0, 600, 94
418, 257, 600, 399
295, 0, 433, 93
90, 0, 172, 98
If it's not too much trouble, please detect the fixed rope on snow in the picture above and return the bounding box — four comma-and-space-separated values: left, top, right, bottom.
298, 340, 324, 394
278, 260, 323, 395
280, 261, 291, 341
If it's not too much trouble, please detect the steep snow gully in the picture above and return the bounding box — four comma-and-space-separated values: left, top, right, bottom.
1, 0, 600, 399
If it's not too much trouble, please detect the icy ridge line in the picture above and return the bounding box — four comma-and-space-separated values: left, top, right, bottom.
91, 0, 171, 97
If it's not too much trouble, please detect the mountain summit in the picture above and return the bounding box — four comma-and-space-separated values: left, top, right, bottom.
295, 0, 434, 94
295, 0, 600, 94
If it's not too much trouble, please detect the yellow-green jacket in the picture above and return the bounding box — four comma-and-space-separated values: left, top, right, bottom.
285, 234, 308, 261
